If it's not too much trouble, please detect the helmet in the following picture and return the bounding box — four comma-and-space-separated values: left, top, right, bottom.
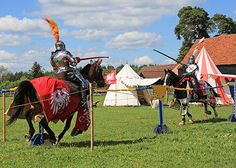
55, 41, 66, 51
188, 55, 195, 64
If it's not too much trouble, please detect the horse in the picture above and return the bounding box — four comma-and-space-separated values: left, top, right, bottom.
7, 59, 104, 144
163, 69, 220, 125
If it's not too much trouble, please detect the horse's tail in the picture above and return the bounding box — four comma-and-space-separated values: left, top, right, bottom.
206, 82, 221, 97
7, 80, 38, 126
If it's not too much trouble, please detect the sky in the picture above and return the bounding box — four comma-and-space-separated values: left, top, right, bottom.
0, 0, 235, 72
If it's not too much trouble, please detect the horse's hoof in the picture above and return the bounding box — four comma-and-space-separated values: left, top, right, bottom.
56, 137, 59, 144
189, 119, 194, 124
50, 138, 57, 145
179, 121, 185, 126
25, 134, 32, 142
24, 135, 32, 145
205, 111, 212, 115
71, 129, 83, 136
55, 137, 61, 145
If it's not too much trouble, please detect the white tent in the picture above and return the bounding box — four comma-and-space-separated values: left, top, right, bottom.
103, 64, 160, 106
195, 47, 234, 104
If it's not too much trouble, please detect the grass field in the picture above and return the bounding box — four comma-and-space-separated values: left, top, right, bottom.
0, 95, 236, 168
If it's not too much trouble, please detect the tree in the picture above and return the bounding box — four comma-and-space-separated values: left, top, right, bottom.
43, 70, 54, 77
175, 6, 211, 60
0, 65, 9, 80
175, 6, 210, 42
29, 62, 44, 79
210, 14, 236, 35
175, 6, 236, 61
177, 41, 193, 62
102, 65, 115, 74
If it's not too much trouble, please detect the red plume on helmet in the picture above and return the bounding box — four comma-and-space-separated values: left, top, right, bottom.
44, 18, 59, 42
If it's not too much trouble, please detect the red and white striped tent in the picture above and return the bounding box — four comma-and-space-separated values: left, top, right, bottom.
195, 46, 235, 104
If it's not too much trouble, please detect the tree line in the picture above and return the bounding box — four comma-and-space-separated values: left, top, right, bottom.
0, 62, 51, 89
0, 62, 148, 89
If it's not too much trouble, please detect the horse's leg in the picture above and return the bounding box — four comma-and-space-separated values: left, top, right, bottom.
179, 101, 187, 125
25, 110, 35, 143
179, 109, 186, 126
57, 114, 74, 143
211, 105, 218, 121
201, 102, 210, 120
179, 98, 193, 125
39, 117, 56, 144
186, 111, 193, 124
209, 92, 218, 120
203, 102, 211, 115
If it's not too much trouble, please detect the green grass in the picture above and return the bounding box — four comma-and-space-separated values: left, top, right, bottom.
0, 95, 236, 168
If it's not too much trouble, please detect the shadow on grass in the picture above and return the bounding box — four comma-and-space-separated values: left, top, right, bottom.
58, 136, 157, 148
193, 118, 227, 124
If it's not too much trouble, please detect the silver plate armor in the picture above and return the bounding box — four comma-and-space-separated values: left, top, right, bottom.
50, 49, 88, 89
51, 50, 76, 74
55, 41, 66, 51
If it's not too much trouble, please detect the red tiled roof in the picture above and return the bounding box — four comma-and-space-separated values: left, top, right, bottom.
139, 64, 176, 78
173, 34, 236, 73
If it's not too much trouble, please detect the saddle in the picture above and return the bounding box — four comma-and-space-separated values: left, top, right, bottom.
189, 80, 208, 99
63, 80, 80, 95
180, 75, 207, 99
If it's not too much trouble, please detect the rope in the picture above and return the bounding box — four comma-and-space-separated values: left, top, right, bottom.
96, 83, 229, 92
6, 88, 89, 109
167, 82, 229, 91
95, 86, 152, 92
3, 82, 230, 109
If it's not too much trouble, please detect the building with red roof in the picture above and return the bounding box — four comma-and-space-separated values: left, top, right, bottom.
173, 34, 236, 75
139, 64, 176, 79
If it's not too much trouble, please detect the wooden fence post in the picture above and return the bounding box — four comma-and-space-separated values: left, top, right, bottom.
2, 93, 6, 142
89, 83, 94, 151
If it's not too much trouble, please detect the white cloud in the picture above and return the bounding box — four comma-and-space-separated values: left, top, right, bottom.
0, 15, 55, 41
0, 50, 18, 69
37, 0, 204, 31
0, 50, 17, 61
134, 55, 153, 65
82, 51, 109, 57
22, 50, 46, 60
0, 63, 18, 69
0, 46, 110, 72
106, 31, 161, 49
71, 49, 110, 66
0, 48, 51, 72
65, 29, 110, 40
62, 12, 156, 31
160, 59, 176, 65
0, 33, 30, 46
0, 15, 48, 32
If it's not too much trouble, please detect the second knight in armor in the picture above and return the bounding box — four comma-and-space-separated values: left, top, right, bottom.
183, 54, 199, 87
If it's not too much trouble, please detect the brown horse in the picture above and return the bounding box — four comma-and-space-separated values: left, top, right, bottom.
7, 59, 104, 144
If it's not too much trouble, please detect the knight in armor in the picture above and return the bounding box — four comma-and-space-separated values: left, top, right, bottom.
183, 54, 199, 87
44, 18, 89, 137
50, 41, 89, 112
